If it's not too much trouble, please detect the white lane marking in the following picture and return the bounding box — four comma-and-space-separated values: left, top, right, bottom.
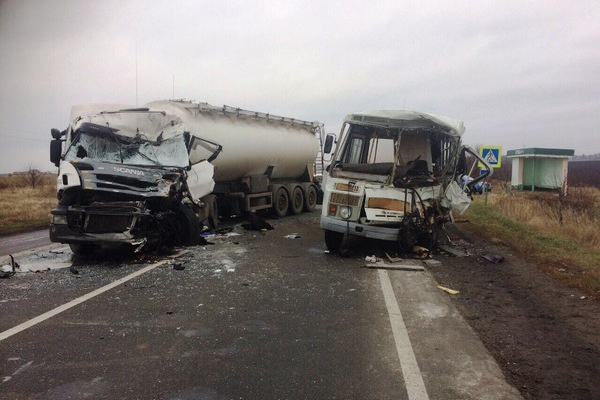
378, 269, 430, 400
0, 253, 184, 342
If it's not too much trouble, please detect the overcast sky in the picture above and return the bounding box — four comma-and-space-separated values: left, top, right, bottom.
1, 0, 599, 173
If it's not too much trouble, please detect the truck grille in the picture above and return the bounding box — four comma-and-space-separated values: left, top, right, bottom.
330, 192, 361, 206
85, 214, 134, 233
67, 202, 144, 234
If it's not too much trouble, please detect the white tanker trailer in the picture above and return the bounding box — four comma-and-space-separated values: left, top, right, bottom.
147, 100, 323, 218
48, 101, 322, 254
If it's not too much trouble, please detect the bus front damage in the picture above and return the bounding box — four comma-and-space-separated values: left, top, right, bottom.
320, 110, 491, 253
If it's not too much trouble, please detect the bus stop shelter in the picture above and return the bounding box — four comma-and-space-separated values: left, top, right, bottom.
507, 148, 575, 192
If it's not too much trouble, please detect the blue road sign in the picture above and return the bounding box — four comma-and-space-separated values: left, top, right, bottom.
479, 145, 502, 168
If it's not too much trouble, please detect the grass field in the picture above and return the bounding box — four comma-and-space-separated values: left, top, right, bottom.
463, 184, 600, 297
0, 173, 56, 235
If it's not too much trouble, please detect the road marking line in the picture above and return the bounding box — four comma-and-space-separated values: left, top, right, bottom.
0, 252, 184, 342
378, 269, 430, 400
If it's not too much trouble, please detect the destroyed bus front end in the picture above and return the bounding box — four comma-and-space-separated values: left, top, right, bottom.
49, 107, 221, 255
320, 110, 491, 253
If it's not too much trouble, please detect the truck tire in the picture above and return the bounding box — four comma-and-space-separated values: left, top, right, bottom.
324, 230, 344, 252
304, 184, 318, 212
273, 187, 289, 218
174, 204, 200, 246
290, 186, 304, 215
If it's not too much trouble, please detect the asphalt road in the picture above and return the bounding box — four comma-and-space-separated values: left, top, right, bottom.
0, 212, 521, 400
0, 229, 51, 257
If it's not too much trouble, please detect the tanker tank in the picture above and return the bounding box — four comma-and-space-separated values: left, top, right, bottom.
146, 100, 323, 218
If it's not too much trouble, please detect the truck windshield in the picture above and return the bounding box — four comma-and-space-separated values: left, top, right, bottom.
65, 131, 190, 168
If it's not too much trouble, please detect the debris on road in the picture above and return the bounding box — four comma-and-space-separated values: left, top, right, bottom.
365, 255, 378, 263
385, 253, 403, 263
423, 259, 442, 267
173, 263, 185, 271
482, 254, 505, 264
284, 234, 301, 239
438, 244, 470, 257
242, 212, 274, 231
364, 257, 425, 271
0, 255, 19, 278
411, 245, 430, 258
437, 285, 460, 295
169, 260, 185, 271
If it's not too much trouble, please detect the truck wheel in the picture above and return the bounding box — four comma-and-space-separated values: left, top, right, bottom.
304, 185, 318, 212
273, 187, 289, 218
324, 230, 344, 252
69, 243, 97, 256
290, 186, 304, 215
175, 205, 200, 246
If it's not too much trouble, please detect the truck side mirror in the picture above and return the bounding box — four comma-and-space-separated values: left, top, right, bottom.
323, 134, 336, 154
51, 128, 63, 139
50, 139, 62, 167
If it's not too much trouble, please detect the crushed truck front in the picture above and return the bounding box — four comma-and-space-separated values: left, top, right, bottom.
49, 105, 221, 254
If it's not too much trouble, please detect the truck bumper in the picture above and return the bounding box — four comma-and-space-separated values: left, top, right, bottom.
320, 216, 400, 242
49, 205, 146, 246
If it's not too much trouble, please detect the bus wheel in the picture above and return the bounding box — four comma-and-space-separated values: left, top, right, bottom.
324, 230, 344, 252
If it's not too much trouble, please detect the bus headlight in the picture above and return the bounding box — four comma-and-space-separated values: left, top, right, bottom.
339, 206, 352, 219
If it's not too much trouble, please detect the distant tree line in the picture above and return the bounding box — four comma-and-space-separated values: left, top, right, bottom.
568, 160, 600, 187
572, 153, 600, 161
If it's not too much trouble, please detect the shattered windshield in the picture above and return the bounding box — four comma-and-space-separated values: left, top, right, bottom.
65, 131, 190, 168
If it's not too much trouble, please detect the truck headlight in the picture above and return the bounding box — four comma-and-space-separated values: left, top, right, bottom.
50, 214, 67, 225
339, 206, 352, 219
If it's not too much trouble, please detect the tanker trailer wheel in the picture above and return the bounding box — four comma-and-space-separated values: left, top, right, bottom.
273, 187, 289, 218
324, 230, 344, 252
304, 184, 318, 212
173, 204, 201, 246
290, 186, 304, 215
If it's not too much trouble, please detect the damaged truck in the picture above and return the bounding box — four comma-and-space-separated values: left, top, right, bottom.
49, 104, 222, 254
320, 110, 491, 253
49, 101, 322, 255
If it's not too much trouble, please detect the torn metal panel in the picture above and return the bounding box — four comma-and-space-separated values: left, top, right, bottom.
187, 161, 215, 201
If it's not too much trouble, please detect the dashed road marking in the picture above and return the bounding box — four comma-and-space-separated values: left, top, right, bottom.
378, 269, 430, 400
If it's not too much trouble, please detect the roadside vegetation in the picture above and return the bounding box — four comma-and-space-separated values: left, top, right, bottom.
0, 172, 56, 235
463, 182, 600, 297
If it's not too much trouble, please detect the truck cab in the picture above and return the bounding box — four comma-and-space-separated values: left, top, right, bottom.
49, 105, 222, 254
320, 110, 491, 252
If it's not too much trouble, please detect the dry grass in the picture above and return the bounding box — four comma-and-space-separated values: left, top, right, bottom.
464, 185, 600, 297
491, 186, 600, 248
0, 174, 56, 235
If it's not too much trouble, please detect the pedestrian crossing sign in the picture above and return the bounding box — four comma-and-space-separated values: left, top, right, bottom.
479, 145, 502, 168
